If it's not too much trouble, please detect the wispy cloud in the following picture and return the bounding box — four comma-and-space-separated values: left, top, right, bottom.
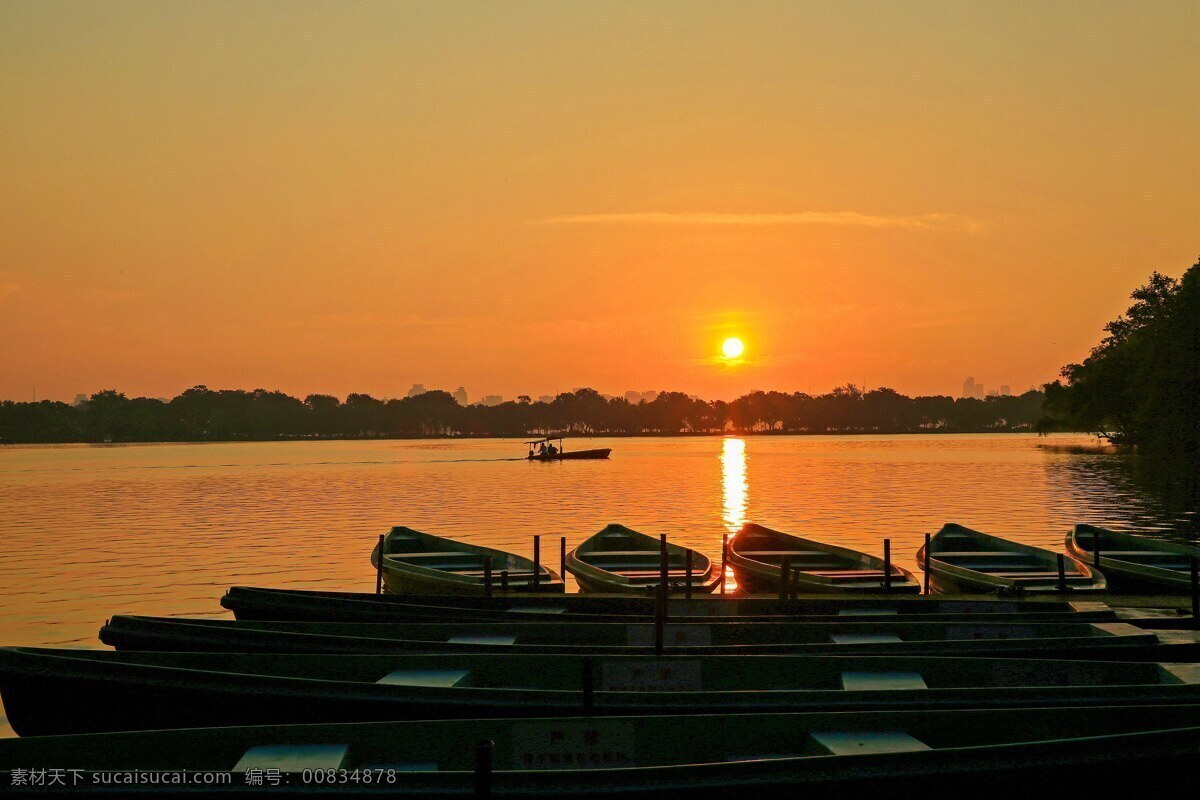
535, 211, 982, 232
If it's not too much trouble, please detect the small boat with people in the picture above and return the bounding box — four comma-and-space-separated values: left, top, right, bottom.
220, 585, 1122, 624
918, 523, 1106, 595
1067, 524, 1200, 591
565, 524, 720, 594
526, 436, 611, 461
3, 705, 1199, 796
5, 647, 1200, 735
370, 526, 563, 595
729, 524, 920, 594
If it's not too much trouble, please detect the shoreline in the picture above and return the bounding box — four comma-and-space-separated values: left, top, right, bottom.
0, 428, 1072, 447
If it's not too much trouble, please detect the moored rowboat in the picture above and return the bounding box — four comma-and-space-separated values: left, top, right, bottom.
5, 647, 1200, 736
370, 526, 563, 595
917, 523, 1106, 594
729, 524, 920, 594
97, 615, 1190, 659
220, 586, 1124, 624
1068, 524, 1200, 591
2, 706, 1199, 796
565, 524, 719, 594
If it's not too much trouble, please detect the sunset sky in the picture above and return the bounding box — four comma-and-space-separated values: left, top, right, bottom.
2, 1, 1197, 403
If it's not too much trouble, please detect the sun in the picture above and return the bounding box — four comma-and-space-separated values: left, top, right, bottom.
721, 337, 745, 360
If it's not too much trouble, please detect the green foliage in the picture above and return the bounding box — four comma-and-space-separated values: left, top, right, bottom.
1040, 259, 1200, 466
0, 384, 1045, 442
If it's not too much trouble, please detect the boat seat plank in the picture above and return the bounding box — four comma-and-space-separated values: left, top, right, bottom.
391, 552, 478, 559
377, 669, 471, 688
830, 633, 903, 644
809, 731, 930, 756
738, 550, 830, 557
837, 608, 898, 616
933, 552, 1035, 558
233, 744, 349, 772
447, 635, 517, 646
841, 671, 928, 691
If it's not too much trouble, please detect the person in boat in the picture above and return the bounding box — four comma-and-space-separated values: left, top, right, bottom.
538, 442, 548, 456
547, 442, 558, 456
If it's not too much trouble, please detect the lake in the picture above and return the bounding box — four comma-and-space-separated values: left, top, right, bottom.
2, 432, 1199, 736
3, 433, 1197, 646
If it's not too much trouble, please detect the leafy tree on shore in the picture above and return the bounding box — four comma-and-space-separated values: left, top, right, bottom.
0, 384, 1045, 443
1040, 259, 1199, 465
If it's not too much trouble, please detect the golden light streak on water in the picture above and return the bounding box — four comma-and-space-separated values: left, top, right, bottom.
720, 436, 748, 591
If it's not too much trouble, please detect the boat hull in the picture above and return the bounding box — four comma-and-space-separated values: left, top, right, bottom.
2, 707, 1199, 797
729, 524, 921, 595
371, 527, 564, 595
918, 523, 1106, 595
566, 524, 720, 595
220, 587, 1120, 624
97, 616, 1200, 660
528, 448, 611, 461
1067, 524, 1200, 592
5, 648, 1200, 736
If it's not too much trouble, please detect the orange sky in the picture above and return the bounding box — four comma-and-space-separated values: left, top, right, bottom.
1, 2, 1197, 403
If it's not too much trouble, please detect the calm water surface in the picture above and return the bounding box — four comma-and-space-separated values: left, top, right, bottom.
2, 433, 1199, 734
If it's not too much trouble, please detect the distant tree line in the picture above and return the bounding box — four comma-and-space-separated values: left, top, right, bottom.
1040, 258, 1199, 467
0, 384, 1046, 444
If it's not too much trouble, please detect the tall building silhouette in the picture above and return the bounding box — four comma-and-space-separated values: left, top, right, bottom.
406, 383, 426, 398
452, 387, 468, 406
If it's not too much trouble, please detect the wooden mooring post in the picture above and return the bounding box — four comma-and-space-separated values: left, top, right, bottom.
720, 533, 728, 595
882, 538, 892, 593
474, 740, 494, 799
922, 533, 931, 594
1191, 557, 1199, 626
532, 535, 541, 592
375, 534, 385, 594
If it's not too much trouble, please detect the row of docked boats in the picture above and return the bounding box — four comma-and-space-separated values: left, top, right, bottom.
2, 584, 1199, 794
371, 521, 1200, 597
2, 525, 1198, 794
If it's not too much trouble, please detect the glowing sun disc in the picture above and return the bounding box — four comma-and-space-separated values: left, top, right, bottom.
722, 337, 745, 359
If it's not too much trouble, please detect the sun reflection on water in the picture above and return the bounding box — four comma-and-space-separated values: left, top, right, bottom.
720, 437, 748, 591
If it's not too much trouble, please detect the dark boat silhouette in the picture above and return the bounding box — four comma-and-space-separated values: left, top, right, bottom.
526, 436, 611, 461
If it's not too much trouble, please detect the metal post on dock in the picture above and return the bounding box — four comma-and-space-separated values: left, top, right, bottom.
883, 538, 892, 594
375, 534, 385, 594
1191, 557, 1199, 625
483, 556, 493, 598
582, 657, 594, 714
779, 556, 792, 603
474, 739, 494, 799
1056, 553, 1067, 592
922, 533, 931, 594
654, 584, 665, 656
500, 570, 509, 592
560, 536, 567, 579
532, 535, 541, 593
720, 533, 728, 595
659, 534, 669, 590
1093, 530, 1101, 568
685, 549, 693, 602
